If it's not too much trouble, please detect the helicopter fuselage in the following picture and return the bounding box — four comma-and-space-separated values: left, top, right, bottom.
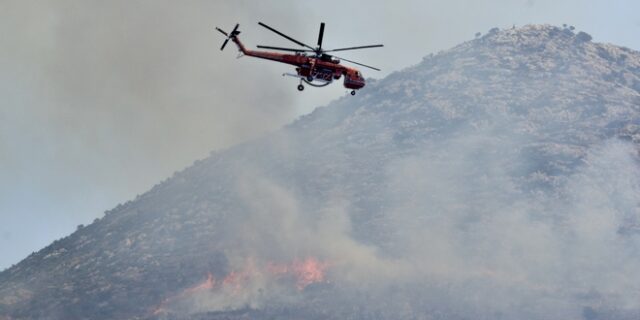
232, 36, 365, 90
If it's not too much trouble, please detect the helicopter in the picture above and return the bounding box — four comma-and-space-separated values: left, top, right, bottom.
215, 22, 383, 95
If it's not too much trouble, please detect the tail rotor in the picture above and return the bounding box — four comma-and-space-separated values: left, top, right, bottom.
215, 23, 240, 51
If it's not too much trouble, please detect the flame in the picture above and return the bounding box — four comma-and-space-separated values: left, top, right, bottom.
268, 257, 329, 289
151, 272, 216, 315
292, 257, 329, 289
221, 269, 254, 294
150, 257, 330, 315
212, 256, 329, 292
183, 272, 215, 294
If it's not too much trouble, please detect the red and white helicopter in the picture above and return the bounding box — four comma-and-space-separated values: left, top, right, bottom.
216, 22, 383, 95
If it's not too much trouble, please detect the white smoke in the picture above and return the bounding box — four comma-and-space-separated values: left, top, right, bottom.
181, 132, 640, 319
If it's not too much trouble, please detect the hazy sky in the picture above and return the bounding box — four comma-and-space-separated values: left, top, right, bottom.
1, 0, 639, 270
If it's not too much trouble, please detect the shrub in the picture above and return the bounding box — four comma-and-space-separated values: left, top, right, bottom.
575, 31, 592, 43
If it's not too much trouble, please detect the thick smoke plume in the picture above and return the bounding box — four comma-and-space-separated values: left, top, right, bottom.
168, 124, 640, 319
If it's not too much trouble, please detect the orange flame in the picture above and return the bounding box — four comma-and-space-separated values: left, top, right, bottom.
151, 272, 216, 315
184, 272, 215, 294
268, 257, 329, 289
150, 257, 330, 315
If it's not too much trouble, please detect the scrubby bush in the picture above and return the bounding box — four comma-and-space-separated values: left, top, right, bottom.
575, 31, 592, 43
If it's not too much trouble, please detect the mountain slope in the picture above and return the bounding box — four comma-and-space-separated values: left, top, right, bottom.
2, 25, 640, 320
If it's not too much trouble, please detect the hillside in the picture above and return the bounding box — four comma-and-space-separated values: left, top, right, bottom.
2, 25, 640, 320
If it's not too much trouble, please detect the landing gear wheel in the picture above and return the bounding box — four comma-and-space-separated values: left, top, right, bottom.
297, 84, 304, 91
350, 90, 356, 96
306, 76, 313, 82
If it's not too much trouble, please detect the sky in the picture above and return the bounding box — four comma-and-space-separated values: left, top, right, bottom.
1, 0, 640, 271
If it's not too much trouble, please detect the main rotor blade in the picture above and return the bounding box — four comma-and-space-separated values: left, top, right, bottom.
325, 44, 384, 52
333, 55, 381, 71
317, 22, 325, 49
215, 27, 228, 37
231, 23, 239, 34
258, 22, 315, 50
257, 45, 312, 52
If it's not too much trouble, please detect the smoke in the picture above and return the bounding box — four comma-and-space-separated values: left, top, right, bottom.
0, 0, 312, 270
230, 170, 398, 279
173, 163, 399, 313
377, 127, 640, 318
0, 0, 304, 190
171, 117, 640, 319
